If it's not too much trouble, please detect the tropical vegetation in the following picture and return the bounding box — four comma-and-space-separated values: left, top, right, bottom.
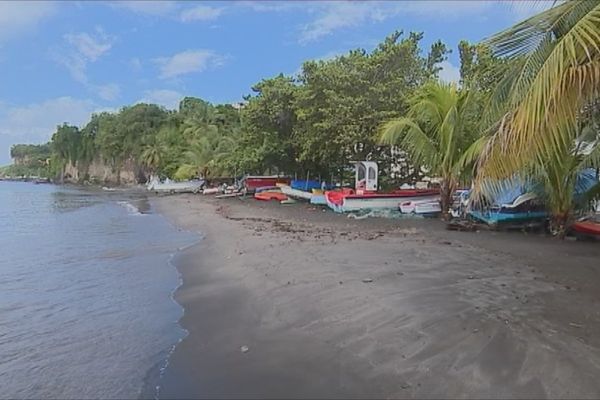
6, 2, 600, 237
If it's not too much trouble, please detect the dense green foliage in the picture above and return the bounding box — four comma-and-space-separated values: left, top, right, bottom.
8, 31, 456, 185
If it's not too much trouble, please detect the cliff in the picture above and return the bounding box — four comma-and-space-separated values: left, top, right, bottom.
62, 157, 145, 185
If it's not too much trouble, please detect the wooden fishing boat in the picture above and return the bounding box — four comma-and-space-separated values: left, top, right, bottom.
147, 176, 204, 194
468, 193, 547, 226
242, 176, 290, 193
310, 189, 327, 205
325, 161, 439, 213
280, 185, 313, 201
572, 216, 600, 238
399, 198, 441, 215
254, 187, 288, 202
327, 189, 440, 213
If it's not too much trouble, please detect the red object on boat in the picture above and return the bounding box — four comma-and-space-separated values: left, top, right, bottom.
254, 191, 288, 201
572, 219, 600, 236
243, 176, 290, 193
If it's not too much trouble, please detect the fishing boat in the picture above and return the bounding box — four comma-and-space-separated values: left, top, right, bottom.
399, 198, 441, 216
325, 161, 439, 213
254, 187, 288, 202
147, 176, 205, 194
281, 179, 332, 202
241, 175, 290, 193
572, 215, 600, 239
310, 189, 327, 205
468, 192, 547, 226
281, 184, 313, 200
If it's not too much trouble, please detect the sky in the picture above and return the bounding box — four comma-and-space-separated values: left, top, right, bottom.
0, 0, 549, 165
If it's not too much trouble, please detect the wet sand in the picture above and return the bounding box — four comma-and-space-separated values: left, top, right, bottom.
152, 195, 600, 399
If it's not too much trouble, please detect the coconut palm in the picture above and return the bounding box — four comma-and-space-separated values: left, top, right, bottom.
140, 142, 164, 176
476, 1, 600, 183
379, 81, 485, 219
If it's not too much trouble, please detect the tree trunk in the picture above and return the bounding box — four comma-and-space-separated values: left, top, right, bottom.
439, 178, 456, 221
550, 212, 570, 239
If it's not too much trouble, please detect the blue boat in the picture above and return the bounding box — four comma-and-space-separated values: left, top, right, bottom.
468, 178, 548, 226
290, 179, 333, 191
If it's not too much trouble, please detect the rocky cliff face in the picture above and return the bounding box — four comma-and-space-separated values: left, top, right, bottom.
62, 158, 144, 185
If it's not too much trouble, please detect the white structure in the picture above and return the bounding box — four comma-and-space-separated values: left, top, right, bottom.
355, 161, 378, 193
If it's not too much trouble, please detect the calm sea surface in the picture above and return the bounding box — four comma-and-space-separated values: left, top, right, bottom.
0, 182, 198, 399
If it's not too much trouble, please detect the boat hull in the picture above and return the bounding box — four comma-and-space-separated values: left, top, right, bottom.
281, 185, 312, 201
326, 190, 440, 213
468, 210, 547, 225
572, 220, 600, 236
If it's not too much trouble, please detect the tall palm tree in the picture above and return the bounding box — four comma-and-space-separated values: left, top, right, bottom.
476, 1, 600, 183
379, 81, 485, 218
140, 142, 163, 176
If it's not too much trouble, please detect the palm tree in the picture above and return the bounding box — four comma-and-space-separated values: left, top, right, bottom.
476, 1, 600, 185
379, 81, 485, 219
140, 142, 163, 176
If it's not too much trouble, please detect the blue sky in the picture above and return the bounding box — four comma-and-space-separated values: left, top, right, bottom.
0, 1, 548, 164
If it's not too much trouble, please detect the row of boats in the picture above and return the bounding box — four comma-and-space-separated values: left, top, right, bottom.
147, 161, 600, 239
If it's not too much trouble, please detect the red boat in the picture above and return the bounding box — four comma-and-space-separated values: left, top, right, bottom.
254, 189, 288, 202
242, 176, 290, 193
572, 216, 600, 238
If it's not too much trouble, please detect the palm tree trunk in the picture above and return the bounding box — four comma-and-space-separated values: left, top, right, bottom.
439, 178, 456, 221
550, 212, 570, 239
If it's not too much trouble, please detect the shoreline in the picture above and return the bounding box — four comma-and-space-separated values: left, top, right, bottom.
152, 194, 600, 399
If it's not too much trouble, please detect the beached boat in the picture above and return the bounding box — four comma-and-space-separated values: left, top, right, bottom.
399, 198, 442, 216
147, 176, 204, 194
468, 192, 547, 226
572, 215, 600, 239
310, 189, 327, 205
325, 161, 439, 213
280, 185, 313, 201
254, 187, 288, 202
241, 176, 290, 193
281, 179, 332, 202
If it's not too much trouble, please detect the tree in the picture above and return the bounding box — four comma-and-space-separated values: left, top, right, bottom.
476, 1, 600, 185
379, 81, 485, 219
295, 30, 449, 185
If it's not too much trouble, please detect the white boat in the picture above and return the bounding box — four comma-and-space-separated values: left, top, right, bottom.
147, 176, 204, 194
280, 185, 313, 201
325, 162, 439, 213
399, 197, 441, 214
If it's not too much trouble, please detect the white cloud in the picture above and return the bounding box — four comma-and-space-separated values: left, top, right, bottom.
138, 89, 182, 110
298, 1, 496, 44
180, 5, 223, 22
154, 50, 226, 79
0, 97, 96, 141
110, 1, 177, 17
299, 2, 377, 44
438, 61, 461, 84
94, 83, 121, 101
64, 31, 113, 62
0, 1, 56, 42
53, 28, 119, 101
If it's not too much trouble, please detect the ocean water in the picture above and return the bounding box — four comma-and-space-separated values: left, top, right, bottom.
0, 182, 198, 399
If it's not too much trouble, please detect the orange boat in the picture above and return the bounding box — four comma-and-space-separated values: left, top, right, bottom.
254, 189, 288, 202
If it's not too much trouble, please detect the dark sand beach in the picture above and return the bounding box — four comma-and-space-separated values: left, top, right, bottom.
153, 195, 600, 399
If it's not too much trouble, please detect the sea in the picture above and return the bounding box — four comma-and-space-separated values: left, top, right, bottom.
0, 181, 198, 399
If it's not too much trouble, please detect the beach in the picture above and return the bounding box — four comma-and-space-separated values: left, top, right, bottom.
153, 195, 600, 399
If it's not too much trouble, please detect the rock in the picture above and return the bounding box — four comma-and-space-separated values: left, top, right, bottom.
240, 345, 249, 353
362, 278, 373, 283
467, 275, 475, 280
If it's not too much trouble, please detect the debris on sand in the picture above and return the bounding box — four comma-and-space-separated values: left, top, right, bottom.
446, 219, 479, 232
362, 278, 374, 283
240, 345, 250, 353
